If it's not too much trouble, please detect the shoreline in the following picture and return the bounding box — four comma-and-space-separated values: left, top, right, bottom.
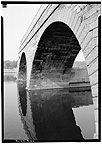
5, 70, 91, 92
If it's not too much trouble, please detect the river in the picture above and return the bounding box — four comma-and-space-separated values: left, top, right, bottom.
4, 74, 95, 141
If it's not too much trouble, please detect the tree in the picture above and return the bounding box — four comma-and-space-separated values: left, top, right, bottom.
4, 60, 17, 69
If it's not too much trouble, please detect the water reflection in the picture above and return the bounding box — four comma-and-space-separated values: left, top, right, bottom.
17, 82, 37, 140
17, 82, 27, 116
17, 83, 94, 141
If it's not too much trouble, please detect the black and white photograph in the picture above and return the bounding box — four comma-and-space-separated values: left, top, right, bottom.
1, 1, 101, 142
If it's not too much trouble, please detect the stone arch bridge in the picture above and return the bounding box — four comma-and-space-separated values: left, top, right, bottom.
18, 4, 101, 139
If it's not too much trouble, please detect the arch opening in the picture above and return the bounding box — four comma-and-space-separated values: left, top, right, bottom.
18, 52, 27, 82
29, 21, 96, 139
30, 22, 84, 88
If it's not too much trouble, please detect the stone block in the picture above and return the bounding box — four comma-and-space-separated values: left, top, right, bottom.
60, 7, 66, 20
78, 25, 89, 44
89, 20, 98, 31
76, 21, 85, 38
95, 121, 99, 137
85, 9, 101, 24
94, 108, 99, 122
69, 11, 76, 27
84, 4, 101, 19
87, 57, 98, 76
85, 46, 98, 66
71, 13, 79, 30
73, 4, 80, 12
84, 8, 100, 21
65, 4, 72, 8
67, 4, 77, 12
83, 37, 98, 58
89, 70, 98, 86
64, 7, 71, 23
66, 9, 74, 26
81, 31, 93, 50
73, 16, 81, 34
93, 133, 98, 139
91, 83, 98, 89
63, 7, 70, 22
93, 97, 98, 109
93, 27, 98, 37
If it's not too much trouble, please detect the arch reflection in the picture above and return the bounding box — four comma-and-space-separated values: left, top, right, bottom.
17, 82, 27, 116
17, 83, 94, 141
18, 85, 95, 141
17, 82, 37, 141
29, 88, 84, 140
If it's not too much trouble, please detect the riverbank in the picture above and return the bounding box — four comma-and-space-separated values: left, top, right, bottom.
5, 67, 91, 92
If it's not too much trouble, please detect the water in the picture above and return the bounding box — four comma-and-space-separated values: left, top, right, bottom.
4, 75, 95, 141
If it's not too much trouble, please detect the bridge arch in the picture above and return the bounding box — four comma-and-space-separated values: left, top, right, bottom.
18, 52, 27, 82
30, 21, 90, 89
18, 4, 100, 138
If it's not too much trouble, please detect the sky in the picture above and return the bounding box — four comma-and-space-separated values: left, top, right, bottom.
2, 4, 85, 61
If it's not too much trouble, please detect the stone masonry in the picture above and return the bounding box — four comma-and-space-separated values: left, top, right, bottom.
18, 4, 101, 139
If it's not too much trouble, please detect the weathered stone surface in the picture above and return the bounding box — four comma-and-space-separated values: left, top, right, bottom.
84, 4, 101, 19
91, 83, 98, 97
76, 22, 85, 38
69, 11, 76, 27
83, 37, 98, 58
79, 25, 89, 44
87, 57, 98, 76
89, 70, 98, 86
81, 31, 93, 50
85, 46, 98, 66
71, 13, 79, 30
93, 27, 98, 37
89, 20, 98, 31
73, 16, 81, 34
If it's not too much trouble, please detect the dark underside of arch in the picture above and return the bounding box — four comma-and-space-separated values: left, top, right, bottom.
30, 22, 81, 87
18, 53, 27, 81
